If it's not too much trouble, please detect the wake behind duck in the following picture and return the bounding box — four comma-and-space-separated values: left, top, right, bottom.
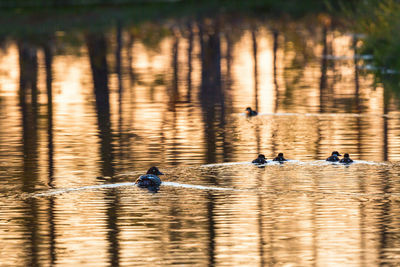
29, 180, 243, 198
28, 156, 385, 198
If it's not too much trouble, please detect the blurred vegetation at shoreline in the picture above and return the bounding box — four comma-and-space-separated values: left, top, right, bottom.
0, 0, 332, 11
344, 0, 400, 93
0, 0, 345, 36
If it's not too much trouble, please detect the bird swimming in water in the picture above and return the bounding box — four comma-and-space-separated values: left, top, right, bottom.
135, 167, 164, 189
326, 151, 341, 162
339, 153, 353, 164
252, 154, 267, 164
273, 152, 287, 162
245, 107, 258, 117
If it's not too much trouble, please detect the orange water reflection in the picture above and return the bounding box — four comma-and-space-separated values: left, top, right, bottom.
1, 16, 400, 266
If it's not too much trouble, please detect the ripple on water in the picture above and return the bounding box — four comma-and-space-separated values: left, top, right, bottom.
3, 162, 400, 266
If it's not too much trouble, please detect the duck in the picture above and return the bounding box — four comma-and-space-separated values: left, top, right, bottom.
339, 153, 353, 164
252, 154, 267, 164
135, 167, 164, 188
326, 151, 341, 162
246, 107, 258, 117
273, 152, 287, 162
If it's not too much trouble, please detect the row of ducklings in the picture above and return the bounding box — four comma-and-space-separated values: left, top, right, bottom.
246, 108, 353, 164
252, 153, 286, 164
136, 151, 353, 189
326, 151, 353, 163
252, 151, 353, 164
245, 109, 353, 163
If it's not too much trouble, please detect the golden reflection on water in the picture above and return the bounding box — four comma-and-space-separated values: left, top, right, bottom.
1, 16, 400, 266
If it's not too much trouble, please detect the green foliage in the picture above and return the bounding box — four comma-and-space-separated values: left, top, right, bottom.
357, 0, 400, 68
350, 0, 400, 92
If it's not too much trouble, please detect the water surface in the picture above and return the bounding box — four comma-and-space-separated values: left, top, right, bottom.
1, 13, 400, 266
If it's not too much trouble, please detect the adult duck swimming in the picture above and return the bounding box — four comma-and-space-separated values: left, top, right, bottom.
135, 167, 164, 189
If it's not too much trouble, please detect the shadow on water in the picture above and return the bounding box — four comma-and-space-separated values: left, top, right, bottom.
199, 17, 223, 164
319, 24, 328, 113
86, 32, 114, 178
87, 32, 120, 266
43, 39, 57, 266
18, 40, 40, 266
198, 17, 223, 266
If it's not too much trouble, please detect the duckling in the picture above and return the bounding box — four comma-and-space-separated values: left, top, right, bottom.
339, 153, 353, 164
273, 152, 287, 162
246, 107, 258, 117
326, 151, 341, 162
135, 167, 164, 188
252, 154, 267, 164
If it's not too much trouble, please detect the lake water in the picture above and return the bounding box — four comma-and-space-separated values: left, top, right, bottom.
1, 13, 400, 266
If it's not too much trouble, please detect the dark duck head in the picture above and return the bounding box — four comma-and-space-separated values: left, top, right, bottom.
326, 151, 341, 162
146, 166, 164, 176
252, 154, 266, 164
245, 107, 258, 116
136, 167, 164, 190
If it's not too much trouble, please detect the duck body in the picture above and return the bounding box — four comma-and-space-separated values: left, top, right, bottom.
339, 154, 353, 164
136, 167, 164, 188
252, 154, 267, 164
326, 155, 340, 162
246, 107, 258, 117
273, 153, 287, 162
136, 174, 162, 188
326, 151, 341, 162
